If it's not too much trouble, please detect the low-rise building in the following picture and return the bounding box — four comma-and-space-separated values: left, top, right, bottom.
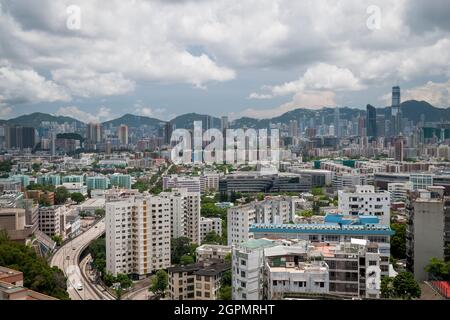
196, 244, 231, 263
168, 261, 230, 300
200, 217, 222, 242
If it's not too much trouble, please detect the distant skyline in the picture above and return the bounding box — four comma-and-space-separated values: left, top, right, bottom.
0, 0, 449, 122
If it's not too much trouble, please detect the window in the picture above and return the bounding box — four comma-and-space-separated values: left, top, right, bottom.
241, 260, 246, 266
241, 271, 246, 277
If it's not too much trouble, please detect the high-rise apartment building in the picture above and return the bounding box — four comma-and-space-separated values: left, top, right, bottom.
406, 186, 450, 281
118, 124, 129, 146
105, 195, 171, 277
86, 123, 103, 144
4, 126, 36, 150
159, 188, 201, 244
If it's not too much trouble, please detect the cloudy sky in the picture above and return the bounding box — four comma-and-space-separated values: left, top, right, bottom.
0, 0, 449, 122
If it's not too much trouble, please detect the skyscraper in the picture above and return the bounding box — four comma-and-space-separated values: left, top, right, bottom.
4, 126, 36, 150
391, 86, 402, 136
164, 122, 173, 145
221, 116, 229, 133
334, 107, 341, 137
118, 124, 129, 145
289, 120, 298, 138
366, 104, 377, 140
86, 123, 103, 143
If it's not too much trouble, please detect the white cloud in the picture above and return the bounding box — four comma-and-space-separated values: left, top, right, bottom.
242, 90, 336, 119
0, 63, 70, 105
402, 79, 450, 107
133, 102, 174, 121
51, 69, 135, 98
249, 63, 365, 99
56, 106, 115, 123
0, 0, 449, 115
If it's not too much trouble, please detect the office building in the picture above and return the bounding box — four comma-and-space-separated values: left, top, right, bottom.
366, 105, 377, 140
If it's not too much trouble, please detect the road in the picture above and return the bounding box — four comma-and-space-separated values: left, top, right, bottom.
50, 218, 112, 300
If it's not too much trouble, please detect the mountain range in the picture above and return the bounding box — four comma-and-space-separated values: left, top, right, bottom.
0, 100, 448, 130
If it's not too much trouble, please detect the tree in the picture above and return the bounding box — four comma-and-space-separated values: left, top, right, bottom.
0, 160, 12, 173
180, 255, 195, 265
381, 273, 421, 300
381, 276, 395, 299
32, 163, 41, 172
55, 186, 70, 205
70, 192, 85, 204
39, 198, 51, 207
202, 232, 222, 245
392, 272, 421, 299
116, 273, 133, 290
0, 235, 69, 300
149, 270, 168, 297
224, 253, 232, 263
218, 285, 232, 300
425, 257, 450, 280
391, 223, 406, 259
217, 269, 232, 300
94, 208, 106, 218
51, 235, 63, 246
171, 237, 198, 265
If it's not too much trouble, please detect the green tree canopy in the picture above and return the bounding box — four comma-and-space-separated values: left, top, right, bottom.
55, 186, 70, 205
425, 257, 450, 281
180, 254, 195, 265
381, 272, 421, 300
171, 237, 198, 265
391, 223, 406, 259
149, 270, 168, 298
0, 233, 69, 299
70, 192, 85, 204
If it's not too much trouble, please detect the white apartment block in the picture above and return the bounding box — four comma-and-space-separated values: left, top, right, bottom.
200, 173, 220, 193
162, 175, 201, 193
105, 195, 171, 277
227, 197, 298, 246
200, 217, 222, 242
388, 181, 413, 203
254, 196, 297, 224
232, 238, 277, 300
338, 185, 390, 225
227, 204, 256, 246
160, 188, 201, 244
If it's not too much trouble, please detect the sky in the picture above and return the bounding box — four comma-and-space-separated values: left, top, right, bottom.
0, 0, 449, 122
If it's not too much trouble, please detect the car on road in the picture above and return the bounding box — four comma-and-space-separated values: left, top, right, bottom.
76, 283, 83, 291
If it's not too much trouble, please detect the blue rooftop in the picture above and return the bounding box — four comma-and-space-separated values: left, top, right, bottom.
250, 214, 394, 236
